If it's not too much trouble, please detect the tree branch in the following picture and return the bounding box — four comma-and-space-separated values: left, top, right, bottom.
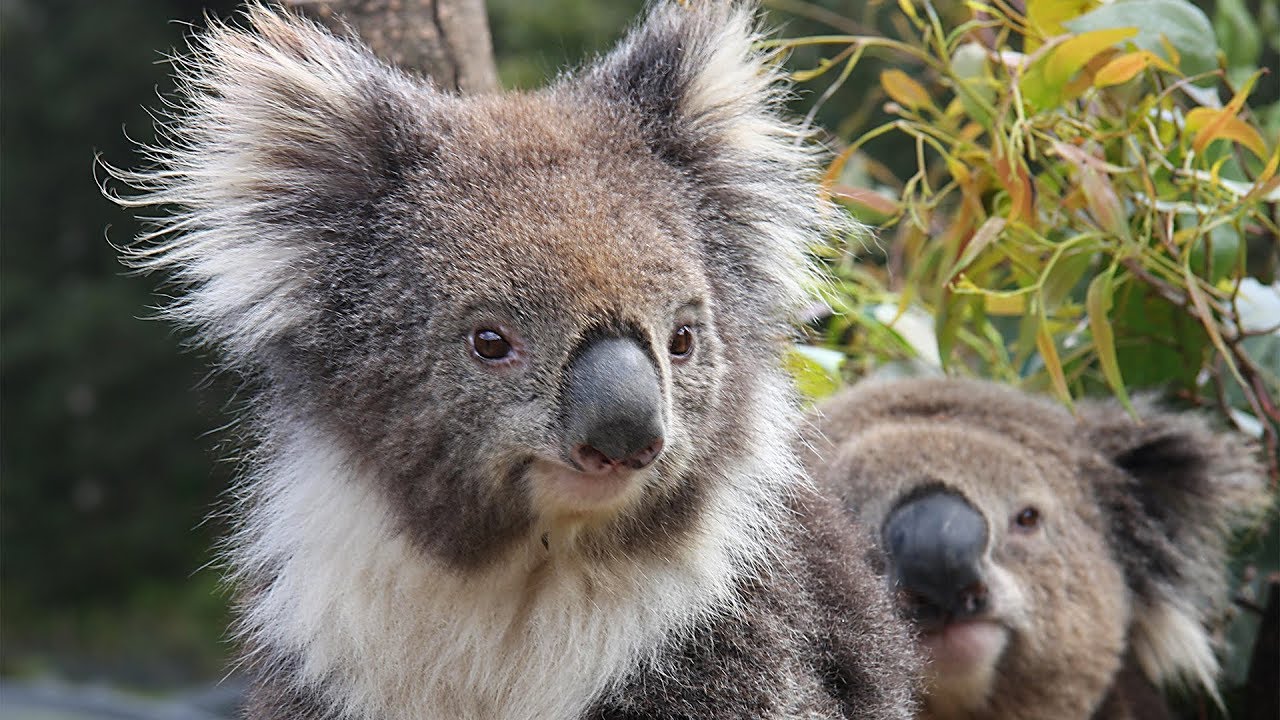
287, 0, 499, 94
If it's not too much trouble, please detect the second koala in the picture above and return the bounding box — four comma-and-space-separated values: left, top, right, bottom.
806, 377, 1269, 720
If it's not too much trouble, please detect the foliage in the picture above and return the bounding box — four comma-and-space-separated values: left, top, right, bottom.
774, 0, 1278, 714
775, 0, 1279, 482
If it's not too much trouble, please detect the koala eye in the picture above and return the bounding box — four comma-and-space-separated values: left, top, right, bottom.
1012, 506, 1041, 532
471, 328, 513, 361
669, 325, 695, 360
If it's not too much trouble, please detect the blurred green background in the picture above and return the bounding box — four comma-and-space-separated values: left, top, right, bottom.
1, 0, 1274, 716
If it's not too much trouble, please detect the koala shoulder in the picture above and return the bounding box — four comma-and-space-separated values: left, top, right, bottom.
592, 488, 918, 720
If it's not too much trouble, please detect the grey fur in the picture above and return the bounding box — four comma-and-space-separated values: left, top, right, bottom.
109, 3, 918, 718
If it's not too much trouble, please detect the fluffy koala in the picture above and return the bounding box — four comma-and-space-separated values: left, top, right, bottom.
109, 3, 919, 718
805, 377, 1269, 720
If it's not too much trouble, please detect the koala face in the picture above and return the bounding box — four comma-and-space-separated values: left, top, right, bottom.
113, 4, 825, 573
285, 93, 734, 569
830, 421, 1129, 716
807, 378, 1268, 719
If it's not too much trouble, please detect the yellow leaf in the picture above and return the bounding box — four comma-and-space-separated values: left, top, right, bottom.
1186, 107, 1268, 158
1158, 34, 1180, 67
1245, 149, 1280, 202
1182, 263, 1248, 391
1027, 0, 1100, 49
984, 293, 1027, 315
959, 122, 986, 142
897, 0, 921, 24
1044, 27, 1138, 89
994, 155, 1035, 226
880, 69, 933, 111
1035, 319, 1073, 407
1085, 269, 1133, 413
1062, 50, 1115, 100
1094, 50, 1176, 87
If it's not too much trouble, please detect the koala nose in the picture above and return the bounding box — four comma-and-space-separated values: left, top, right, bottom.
883, 489, 990, 623
562, 336, 665, 474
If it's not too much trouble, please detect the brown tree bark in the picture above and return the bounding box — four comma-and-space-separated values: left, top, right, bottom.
286, 0, 499, 94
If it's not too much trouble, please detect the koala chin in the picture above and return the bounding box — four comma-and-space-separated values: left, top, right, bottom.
806, 377, 1270, 720
108, 2, 919, 719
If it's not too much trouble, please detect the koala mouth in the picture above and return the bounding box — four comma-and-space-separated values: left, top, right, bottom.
919, 619, 1008, 673
528, 458, 652, 517
918, 618, 1008, 716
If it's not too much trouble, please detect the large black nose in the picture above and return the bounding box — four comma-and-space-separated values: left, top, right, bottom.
562, 337, 665, 474
883, 489, 990, 624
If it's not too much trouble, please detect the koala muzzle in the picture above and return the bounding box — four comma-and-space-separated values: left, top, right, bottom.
562, 337, 665, 474
883, 489, 990, 625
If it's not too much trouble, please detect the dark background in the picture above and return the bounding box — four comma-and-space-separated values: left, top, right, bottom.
0, 0, 651, 687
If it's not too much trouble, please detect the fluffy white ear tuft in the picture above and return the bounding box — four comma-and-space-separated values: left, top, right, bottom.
105, 5, 434, 366
1081, 399, 1271, 698
583, 1, 808, 171
1131, 599, 1221, 702
579, 1, 850, 324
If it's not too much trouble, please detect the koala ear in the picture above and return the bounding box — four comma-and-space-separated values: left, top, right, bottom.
581, 1, 795, 167
577, 1, 841, 320
1079, 399, 1270, 696
107, 5, 435, 365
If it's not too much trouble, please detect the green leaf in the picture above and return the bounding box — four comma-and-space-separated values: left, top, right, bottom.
785, 347, 843, 402
1026, 0, 1101, 47
1112, 285, 1207, 388
1021, 28, 1137, 108
1213, 0, 1262, 70
950, 42, 998, 128
1064, 0, 1218, 76
935, 292, 967, 371
1042, 248, 1094, 310
1085, 268, 1135, 413
949, 217, 1006, 280
1044, 28, 1137, 89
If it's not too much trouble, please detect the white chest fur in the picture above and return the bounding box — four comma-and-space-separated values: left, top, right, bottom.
232, 423, 794, 720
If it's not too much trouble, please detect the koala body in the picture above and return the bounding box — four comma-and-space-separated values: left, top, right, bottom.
806, 378, 1268, 720
112, 3, 917, 719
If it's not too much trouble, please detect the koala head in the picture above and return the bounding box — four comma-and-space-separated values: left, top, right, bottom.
110, 3, 833, 571
806, 378, 1269, 719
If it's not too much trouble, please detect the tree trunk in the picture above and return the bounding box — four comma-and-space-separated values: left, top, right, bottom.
286, 0, 499, 94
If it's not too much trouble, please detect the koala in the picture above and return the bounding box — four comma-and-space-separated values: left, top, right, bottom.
108, 3, 919, 719
805, 377, 1269, 720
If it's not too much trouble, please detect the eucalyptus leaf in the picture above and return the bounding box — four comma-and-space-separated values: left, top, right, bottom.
1213, 0, 1262, 70
1064, 0, 1218, 76
785, 347, 843, 402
